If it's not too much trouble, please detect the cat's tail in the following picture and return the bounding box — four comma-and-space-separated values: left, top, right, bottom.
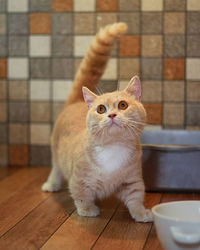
66, 22, 127, 106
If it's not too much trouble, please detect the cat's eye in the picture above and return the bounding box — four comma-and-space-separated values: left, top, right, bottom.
118, 101, 128, 110
97, 104, 106, 114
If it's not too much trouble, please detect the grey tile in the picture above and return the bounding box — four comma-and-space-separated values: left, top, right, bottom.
187, 35, 200, 57
30, 0, 51, 11
52, 102, 64, 122
142, 12, 162, 34
30, 59, 51, 79
30, 146, 51, 166
165, 0, 186, 10
0, 36, 7, 57
118, 0, 140, 11
187, 103, 200, 126
164, 35, 185, 57
52, 58, 73, 78
52, 35, 73, 57
141, 58, 162, 80
0, 14, 6, 35
9, 102, 29, 122
119, 12, 140, 34
8, 14, 28, 35
0, 124, 7, 143
0, 0, 6, 12
9, 123, 28, 144
187, 12, 200, 34
9, 36, 28, 56
97, 80, 117, 94
52, 13, 72, 35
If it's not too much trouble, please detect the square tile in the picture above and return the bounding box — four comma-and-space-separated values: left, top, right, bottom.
119, 58, 140, 79
9, 36, 28, 56
9, 145, 28, 166
9, 123, 28, 144
0, 124, 7, 143
53, 80, 72, 101
165, 0, 186, 10
187, 0, 200, 10
164, 58, 185, 80
187, 58, 200, 80
102, 58, 117, 80
52, 35, 73, 57
30, 124, 51, 145
8, 14, 28, 35
0, 0, 6, 12
30, 80, 50, 101
141, 58, 162, 80
98, 80, 117, 93
74, 13, 95, 35
118, 0, 139, 11
143, 103, 162, 124
0, 145, 7, 166
163, 103, 184, 126
142, 0, 163, 11
74, 0, 95, 11
142, 81, 162, 102
9, 102, 29, 122
52, 58, 73, 78
0, 80, 6, 100
8, 58, 28, 79
30, 36, 51, 57
142, 35, 162, 57
30, 102, 51, 122
164, 35, 185, 57
186, 103, 200, 126
74, 36, 93, 57
142, 12, 162, 34
97, 13, 117, 30
187, 35, 200, 57
187, 82, 200, 102
119, 80, 129, 91
187, 12, 200, 34
8, 0, 28, 12
0, 58, 6, 79
53, 102, 64, 122
30, 58, 51, 79
52, 13, 72, 35
0, 36, 7, 57
164, 12, 185, 34
0, 102, 7, 122
52, 0, 72, 11
0, 14, 6, 35
119, 36, 140, 57
96, 0, 117, 11
30, 13, 51, 34
9, 80, 28, 100
30, 146, 51, 166
119, 13, 140, 35
30, 0, 51, 12
164, 81, 184, 102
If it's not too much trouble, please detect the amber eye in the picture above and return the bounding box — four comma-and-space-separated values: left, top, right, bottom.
118, 101, 128, 110
97, 104, 106, 114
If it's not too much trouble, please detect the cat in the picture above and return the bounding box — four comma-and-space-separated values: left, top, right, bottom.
42, 22, 153, 222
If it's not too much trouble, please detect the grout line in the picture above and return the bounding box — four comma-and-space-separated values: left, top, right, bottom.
184, 1, 187, 129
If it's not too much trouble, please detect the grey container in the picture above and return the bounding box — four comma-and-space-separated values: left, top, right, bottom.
141, 130, 200, 192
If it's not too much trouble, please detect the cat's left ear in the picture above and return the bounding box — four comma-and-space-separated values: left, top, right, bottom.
125, 76, 141, 102
82, 87, 97, 109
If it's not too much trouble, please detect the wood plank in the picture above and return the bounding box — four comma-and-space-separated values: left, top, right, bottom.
0, 167, 20, 181
0, 191, 75, 250
92, 193, 161, 250
41, 196, 120, 250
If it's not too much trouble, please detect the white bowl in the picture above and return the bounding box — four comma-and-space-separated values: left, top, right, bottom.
152, 201, 200, 250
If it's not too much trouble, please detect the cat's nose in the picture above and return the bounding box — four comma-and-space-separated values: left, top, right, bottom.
108, 113, 117, 119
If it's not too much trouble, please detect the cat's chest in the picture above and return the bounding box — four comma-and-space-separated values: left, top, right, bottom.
94, 144, 131, 173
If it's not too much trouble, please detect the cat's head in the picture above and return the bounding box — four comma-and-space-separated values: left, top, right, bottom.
82, 76, 146, 143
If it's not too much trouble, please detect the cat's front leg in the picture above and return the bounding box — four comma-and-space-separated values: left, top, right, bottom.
74, 199, 100, 217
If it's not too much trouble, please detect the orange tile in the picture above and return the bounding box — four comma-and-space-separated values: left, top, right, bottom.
119, 36, 140, 57
96, 0, 117, 11
164, 58, 185, 80
30, 13, 51, 34
52, 0, 72, 11
143, 103, 162, 125
0, 58, 6, 79
9, 145, 28, 166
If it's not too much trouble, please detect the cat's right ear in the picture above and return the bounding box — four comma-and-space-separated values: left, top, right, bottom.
82, 87, 97, 109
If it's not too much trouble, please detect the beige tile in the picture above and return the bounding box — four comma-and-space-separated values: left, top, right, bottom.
142, 35, 162, 57
164, 81, 184, 102
0, 102, 7, 122
164, 103, 184, 126
142, 0, 163, 11
102, 58, 117, 80
8, 58, 28, 79
74, 35, 94, 57
119, 80, 129, 91
187, 82, 200, 102
187, 58, 200, 80
74, 0, 95, 11
119, 58, 140, 79
187, 0, 200, 10
8, 0, 28, 12
142, 81, 162, 102
30, 80, 50, 101
9, 123, 28, 144
9, 80, 28, 100
30, 124, 51, 145
164, 12, 185, 34
53, 80, 73, 101
30, 36, 51, 57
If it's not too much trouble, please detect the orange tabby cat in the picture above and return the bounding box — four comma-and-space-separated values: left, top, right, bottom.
42, 23, 153, 222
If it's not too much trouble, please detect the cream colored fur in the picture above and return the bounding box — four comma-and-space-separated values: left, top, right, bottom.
42, 23, 153, 222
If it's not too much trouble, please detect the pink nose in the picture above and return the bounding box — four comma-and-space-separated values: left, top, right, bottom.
108, 113, 117, 119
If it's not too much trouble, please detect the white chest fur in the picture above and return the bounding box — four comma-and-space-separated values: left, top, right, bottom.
94, 144, 131, 173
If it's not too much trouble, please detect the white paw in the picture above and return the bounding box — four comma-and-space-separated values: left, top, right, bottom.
77, 204, 100, 217
134, 209, 153, 222
41, 181, 61, 192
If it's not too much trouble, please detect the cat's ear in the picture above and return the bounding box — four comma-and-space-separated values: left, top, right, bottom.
125, 76, 141, 102
82, 87, 97, 109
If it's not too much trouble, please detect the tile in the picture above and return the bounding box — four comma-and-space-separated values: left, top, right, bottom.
0, 36, 7, 57
142, 12, 162, 34
0, 80, 6, 100
186, 103, 200, 126
119, 58, 140, 79
9, 123, 28, 144
52, 58, 73, 78
52, 35, 73, 56
8, 14, 28, 35
9, 145, 28, 166
165, 0, 186, 10
97, 13, 117, 30
119, 36, 140, 57
186, 126, 200, 131
53, 80, 72, 101
187, 12, 200, 34
119, 80, 129, 91
164, 35, 185, 57
0, 14, 6, 35
9, 102, 29, 122
52, 0, 72, 11
118, 0, 139, 11
0, 124, 7, 143
96, 0, 117, 11
141, 58, 162, 80
119, 13, 140, 35
30, 13, 51, 34
0, 145, 7, 166
142, 35, 162, 57
74, 13, 95, 35
186, 58, 200, 80
74, 0, 95, 11
187, 82, 200, 102
164, 81, 184, 102
30, 124, 51, 145
30, 0, 51, 12
30, 102, 51, 122
97, 80, 117, 93
30, 58, 51, 79
0, 58, 6, 79
0, 0, 6, 12
142, 81, 162, 102
143, 103, 162, 125
30, 35, 51, 57
0, 102, 7, 122
52, 102, 64, 122
144, 125, 162, 130
52, 13, 72, 35
9, 80, 28, 100
102, 58, 117, 80
163, 103, 184, 126
8, 58, 28, 79
164, 12, 185, 34
9, 36, 28, 56
164, 58, 185, 80
8, 0, 28, 12
30, 80, 50, 101
142, 0, 163, 11
187, 35, 200, 57
187, 0, 200, 10
74, 36, 93, 57
30, 146, 51, 166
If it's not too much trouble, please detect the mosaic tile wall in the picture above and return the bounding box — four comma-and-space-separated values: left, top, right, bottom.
0, 0, 200, 166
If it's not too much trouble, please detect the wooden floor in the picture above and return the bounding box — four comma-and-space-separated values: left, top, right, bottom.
0, 167, 199, 250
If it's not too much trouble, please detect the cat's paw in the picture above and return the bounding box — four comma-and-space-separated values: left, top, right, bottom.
77, 204, 100, 217
41, 181, 61, 192
129, 206, 153, 222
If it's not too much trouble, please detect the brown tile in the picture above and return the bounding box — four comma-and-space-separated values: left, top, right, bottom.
141, 58, 162, 80
98, 80, 117, 93
186, 104, 200, 126
9, 80, 28, 100
0, 124, 7, 143
0, 102, 7, 122
0, 58, 6, 79
30, 102, 51, 122
119, 58, 140, 79
163, 103, 184, 126
187, 35, 200, 57
119, 36, 140, 57
142, 35, 162, 57
164, 81, 184, 102
96, 13, 117, 30
119, 0, 139, 11
119, 12, 140, 35
30, 146, 51, 166
187, 82, 200, 102
142, 81, 162, 102
9, 123, 28, 144
74, 13, 95, 35
142, 12, 162, 34
164, 12, 185, 34
164, 35, 185, 57
96, 0, 117, 11
9, 102, 29, 122
30, 13, 51, 34
0, 80, 6, 100
9, 145, 28, 166
164, 58, 185, 80
53, 102, 64, 122
52, 0, 72, 11
143, 103, 162, 125
165, 0, 186, 10
187, 12, 200, 35
0, 145, 7, 166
